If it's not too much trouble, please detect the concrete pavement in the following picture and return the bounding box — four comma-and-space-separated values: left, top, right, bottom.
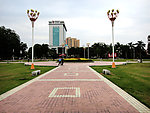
0, 62, 150, 113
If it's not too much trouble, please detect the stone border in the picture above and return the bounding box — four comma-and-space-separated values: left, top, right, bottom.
38, 79, 102, 81
0, 66, 59, 101
88, 66, 150, 113
49, 87, 80, 98
64, 73, 79, 76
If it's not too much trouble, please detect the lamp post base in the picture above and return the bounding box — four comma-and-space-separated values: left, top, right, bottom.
112, 62, 116, 68
31, 63, 35, 69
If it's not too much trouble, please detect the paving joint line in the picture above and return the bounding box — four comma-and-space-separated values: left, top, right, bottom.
64, 73, 79, 76
38, 79, 103, 81
49, 87, 80, 98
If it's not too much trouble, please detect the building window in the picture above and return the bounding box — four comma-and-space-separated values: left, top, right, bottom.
53, 27, 59, 46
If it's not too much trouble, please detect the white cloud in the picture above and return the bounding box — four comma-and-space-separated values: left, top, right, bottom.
0, 0, 150, 48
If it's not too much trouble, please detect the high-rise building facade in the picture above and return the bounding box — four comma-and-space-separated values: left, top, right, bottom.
66, 37, 80, 48
49, 21, 67, 48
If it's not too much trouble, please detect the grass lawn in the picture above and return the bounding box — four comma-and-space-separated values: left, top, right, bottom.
0, 63, 56, 95
91, 63, 150, 108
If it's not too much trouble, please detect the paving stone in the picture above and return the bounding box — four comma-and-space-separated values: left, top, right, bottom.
0, 81, 139, 113
0, 62, 149, 113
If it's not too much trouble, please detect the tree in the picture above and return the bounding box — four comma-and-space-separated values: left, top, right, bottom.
28, 44, 42, 59
148, 43, 150, 55
67, 47, 84, 58
115, 42, 122, 58
68, 47, 76, 57
91, 42, 110, 58
41, 44, 49, 58
147, 35, 150, 55
0, 26, 21, 60
34, 44, 42, 58
28, 47, 32, 59
49, 48, 57, 60
121, 45, 129, 59
128, 42, 135, 59
28, 43, 53, 59
134, 41, 146, 62
20, 42, 28, 58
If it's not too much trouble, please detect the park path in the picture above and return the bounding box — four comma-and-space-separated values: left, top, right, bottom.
0, 62, 149, 113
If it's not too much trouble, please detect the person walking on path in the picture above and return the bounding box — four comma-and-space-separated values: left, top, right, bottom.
61, 58, 64, 65
58, 58, 61, 66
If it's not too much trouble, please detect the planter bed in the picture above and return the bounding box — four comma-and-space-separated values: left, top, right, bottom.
64, 60, 93, 62
57, 58, 93, 62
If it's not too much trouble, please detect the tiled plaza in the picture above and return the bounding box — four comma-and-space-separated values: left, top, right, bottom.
0, 62, 149, 113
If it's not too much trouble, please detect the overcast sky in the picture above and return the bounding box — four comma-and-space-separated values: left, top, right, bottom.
0, 0, 150, 48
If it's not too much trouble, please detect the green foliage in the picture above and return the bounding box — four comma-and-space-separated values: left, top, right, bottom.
91, 42, 110, 58
63, 58, 93, 62
28, 44, 54, 59
91, 63, 150, 108
20, 42, 28, 58
0, 63, 56, 95
148, 35, 150, 54
90, 41, 148, 59
134, 41, 146, 60
148, 43, 150, 54
68, 47, 84, 58
0, 26, 27, 60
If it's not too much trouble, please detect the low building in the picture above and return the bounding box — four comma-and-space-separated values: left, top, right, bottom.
66, 37, 80, 48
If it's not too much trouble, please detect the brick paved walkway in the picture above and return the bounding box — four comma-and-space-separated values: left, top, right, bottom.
0, 62, 150, 113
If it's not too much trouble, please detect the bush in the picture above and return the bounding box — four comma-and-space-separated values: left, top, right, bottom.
58, 58, 93, 62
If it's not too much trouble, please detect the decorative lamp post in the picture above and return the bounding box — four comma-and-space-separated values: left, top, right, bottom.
27, 9, 40, 69
65, 44, 69, 57
87, 43, 90, 59
83, 45, 85, 58
62, 43, 65, 58
107, 9, 119, 68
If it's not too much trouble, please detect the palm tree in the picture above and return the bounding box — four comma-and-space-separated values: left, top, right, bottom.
115, 42, 121, 58
91, 42, 109, 58
134, 41, 145, 63
121, 45, 129, 59
128, 42, 135, 59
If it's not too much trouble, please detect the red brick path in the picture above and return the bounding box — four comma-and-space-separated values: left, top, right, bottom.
0, 63, 141, 113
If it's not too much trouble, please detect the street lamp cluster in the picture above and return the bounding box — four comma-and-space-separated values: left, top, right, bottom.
107, 9, 119, 68
87, 43, 90, 59
107, 9, 119, 25
82, 43, 90, 59
83, 9, 119, 62
26, 8, 119, 69
27, 9, 40, 69
27, 9, 40, 22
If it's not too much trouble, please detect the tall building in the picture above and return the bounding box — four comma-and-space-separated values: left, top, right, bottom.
49, 21, 67, 48
66, 37, 80, 48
